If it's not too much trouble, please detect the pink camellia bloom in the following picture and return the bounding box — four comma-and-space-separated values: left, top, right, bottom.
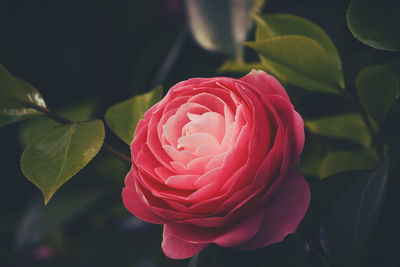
122, 70, 310, 259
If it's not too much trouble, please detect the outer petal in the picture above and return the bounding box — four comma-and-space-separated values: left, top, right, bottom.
235, 170, 310, 250
240, 70, 289, 100
214, 208, 264, 247
122, 169, 166, 224
162, 225, 209, 259
166, 208, 264, 246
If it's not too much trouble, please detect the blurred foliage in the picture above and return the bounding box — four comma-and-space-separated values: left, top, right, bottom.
0, 0, 400, 266
186, 0, 265, 55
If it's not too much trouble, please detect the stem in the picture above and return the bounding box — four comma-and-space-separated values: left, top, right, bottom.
150, 27, 187, 89
339, 89, 383, 160
27, 103, 131, 164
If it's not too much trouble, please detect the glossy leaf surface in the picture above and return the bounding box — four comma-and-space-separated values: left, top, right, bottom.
0, 65, 46, 126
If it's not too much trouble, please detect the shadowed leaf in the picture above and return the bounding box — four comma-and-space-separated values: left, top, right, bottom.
356, 64, 400, 126
308, 161, 389, 266
347, 0, 400, 51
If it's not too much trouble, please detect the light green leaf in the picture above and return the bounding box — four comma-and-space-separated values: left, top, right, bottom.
0, 65, 46, 126
320, 150, 379, 178
246, 36, 343, 94
19, 102, 96, 145
20, 120, 105, 205
187, 0, 265, 55
347, 0, 400, 51
105, 86, 162, 144
298, 154, 323, 179
255, 14, 341, 64
305, 113, 371, 147
218, 60, 265, 74
356, 64, 400, 126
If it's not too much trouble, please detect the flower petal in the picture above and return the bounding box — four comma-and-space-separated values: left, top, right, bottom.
122, 169, 166, 224
235, 170, 310, 250
162, 225, 208, 259
240, 70, 289, 100
166, 207, 263, 246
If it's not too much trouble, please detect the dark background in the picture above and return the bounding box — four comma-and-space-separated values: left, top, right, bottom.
0, 0, 398, 266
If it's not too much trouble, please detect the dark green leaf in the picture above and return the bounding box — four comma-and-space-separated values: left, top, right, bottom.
246, 36, 343, 94
20, 120, 105, 205
186, 0, 264, 55
347, 0, 400, 51
19, 102, 96, 145
356, 64, 400, 126
0, 65, 46, 126
312, 161, 389, 266
305, 113, 371, 147
189, 236, 309, 267
320, 150, 379, 178
105, 86, 162, 144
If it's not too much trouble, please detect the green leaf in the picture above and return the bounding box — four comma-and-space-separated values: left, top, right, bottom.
315, 161, 389, 266
255, 14, 341, 67
347, 0, 400, 51
246, 36, 343, 94
0, 65, 46, 126
356, 64, 400, 126
297, 136, 324, 179
305, 113, 371, 147
19, 102, 96, 145
105, 86, 162, 144
320, 150, 379, 178
186, 0, 265, 55
20, 120, 105, 205
218, 60, 265, 74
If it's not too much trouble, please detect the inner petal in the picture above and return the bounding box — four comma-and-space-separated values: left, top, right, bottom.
177, 133, 219, 152
183, 112, 226, 142
162, 103, 210, 147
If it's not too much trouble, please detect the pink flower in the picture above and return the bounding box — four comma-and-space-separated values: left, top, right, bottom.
122, 70, 310, 259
